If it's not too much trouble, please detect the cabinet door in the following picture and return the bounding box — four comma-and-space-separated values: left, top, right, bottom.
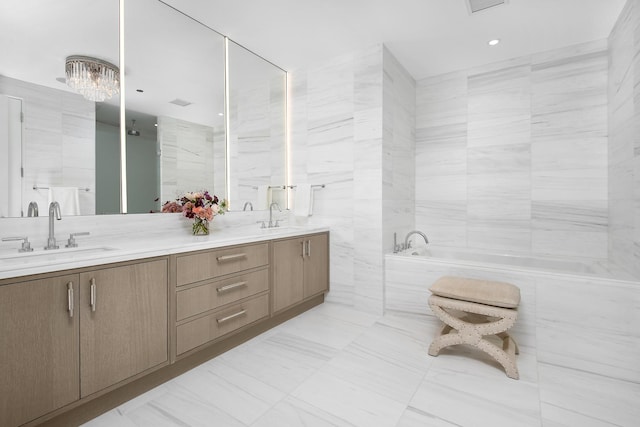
80, 259, 168, 397
272, 238, 304, 312
0, 274, 79, 427
303, 233, 329, 298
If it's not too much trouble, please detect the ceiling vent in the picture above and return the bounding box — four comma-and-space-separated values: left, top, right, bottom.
467, 0, 506, 14
169, 98, 192, 107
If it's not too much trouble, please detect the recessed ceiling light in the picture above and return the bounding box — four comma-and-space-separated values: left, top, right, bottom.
218, 112, 224, 116
488, 39, 500, 46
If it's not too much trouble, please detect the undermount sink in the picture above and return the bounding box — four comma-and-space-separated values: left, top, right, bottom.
0, 246, 118, 266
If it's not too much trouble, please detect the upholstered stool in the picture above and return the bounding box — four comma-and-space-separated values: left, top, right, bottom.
427, 276, 521, 379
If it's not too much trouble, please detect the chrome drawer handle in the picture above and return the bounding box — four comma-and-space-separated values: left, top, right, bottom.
217, 281, 248, 293
216, 309, 247, 324
90, 278, 96, 312
216, 253, 246, 262
67, 282, 74, 318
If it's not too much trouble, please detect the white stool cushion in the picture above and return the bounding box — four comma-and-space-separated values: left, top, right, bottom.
429, 276, 520, 308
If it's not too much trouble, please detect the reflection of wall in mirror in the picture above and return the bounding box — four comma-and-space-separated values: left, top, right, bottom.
159, 116, 225, 204
229, 74, 286, 210
0, 94, 22, 217
0, 75, 96, 216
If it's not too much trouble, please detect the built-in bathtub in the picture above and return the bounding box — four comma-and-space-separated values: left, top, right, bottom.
384, 245, 640, 383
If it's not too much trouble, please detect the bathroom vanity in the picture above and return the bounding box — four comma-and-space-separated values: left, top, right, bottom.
0, 227, 329, 427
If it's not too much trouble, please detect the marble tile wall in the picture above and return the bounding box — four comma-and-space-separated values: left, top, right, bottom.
609, 0, 640, 278
158, 116, 224, 203
290, 44, 415, 314
415, 40, 609, 259
0, 75, 96, 215
382, 47, 416, 254
228, 78, 287, 209
290, 49, 359, 308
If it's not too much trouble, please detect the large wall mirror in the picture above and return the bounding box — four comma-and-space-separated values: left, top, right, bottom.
0, 0, 119, 217
0, 0, 287, 218
228, 41, 287, 211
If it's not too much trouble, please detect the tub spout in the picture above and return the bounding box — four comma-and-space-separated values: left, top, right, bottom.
404, 230, 429, 249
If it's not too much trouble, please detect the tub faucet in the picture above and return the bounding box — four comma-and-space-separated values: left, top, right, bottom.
243, 201, 253, 211
269, 202, 281, 228
404, 230, 429, 249
45, 201, 61, 250
27, 201, 39, 217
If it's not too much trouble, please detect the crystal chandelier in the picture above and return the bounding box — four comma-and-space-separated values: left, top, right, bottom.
65, 56, 120, 102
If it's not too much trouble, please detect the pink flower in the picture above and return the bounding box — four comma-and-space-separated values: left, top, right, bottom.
204, 206, 214, 221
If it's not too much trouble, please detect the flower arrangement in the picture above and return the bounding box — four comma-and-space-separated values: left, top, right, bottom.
162, 191, 227, 235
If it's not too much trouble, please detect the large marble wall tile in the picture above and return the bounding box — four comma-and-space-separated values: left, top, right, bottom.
608, 0, 640, 278
532, 168, 608, 201
416, 72, 467, 127
467, 65, 531, 147
536, 275, 640, 382
415, 39, 609, 258
532, 200, 608, 251
414, 201, 467, 247
382, 47, 416, 254
415, 125, 467, 176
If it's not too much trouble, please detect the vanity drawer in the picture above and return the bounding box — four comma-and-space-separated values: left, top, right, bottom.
176, 293, 269, 355
176, 268, 269, 321
176, 243, 269, 286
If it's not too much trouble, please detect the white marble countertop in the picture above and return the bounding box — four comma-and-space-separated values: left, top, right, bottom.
0, 225, 329, 281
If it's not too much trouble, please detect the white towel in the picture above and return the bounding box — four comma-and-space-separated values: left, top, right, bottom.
294, 184, 312, 217
48, 187, 80, 215
256, 185, 270, 210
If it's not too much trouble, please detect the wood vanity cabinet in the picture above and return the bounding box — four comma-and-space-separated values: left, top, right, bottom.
272, 232, 329, 313
174, 242, 270, 357
0, 258, 168, 427
0, 231, 328, 426
79, 259, 168, 397
0, 274, 80, 427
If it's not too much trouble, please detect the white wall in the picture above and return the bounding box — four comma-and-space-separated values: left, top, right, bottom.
415, 40, 609, 259
290, 44, 416, 314
0, 76, 96, 216
608, 0, 640, 278
159, 116, 224, 204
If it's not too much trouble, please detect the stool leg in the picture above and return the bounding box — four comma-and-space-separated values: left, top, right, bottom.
428, 328, 465, 356
475, 338, 519, 380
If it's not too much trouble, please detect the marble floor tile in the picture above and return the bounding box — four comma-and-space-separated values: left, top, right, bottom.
291, 371, 406, 427
395, 407, 460, 427
538, 363, 640, 427
82, 303, 640, 427
408, 345, 541, 427
252, 396, 355, 427
217, 331, 338, 393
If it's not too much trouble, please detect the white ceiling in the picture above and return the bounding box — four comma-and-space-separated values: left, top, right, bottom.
163, 0, 627, 79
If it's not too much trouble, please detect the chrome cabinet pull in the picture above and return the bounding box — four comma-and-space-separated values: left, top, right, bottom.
216, 281, 247, 293
301, 241, 305, 258
216, 253, 246, 262
90, 278, 96, 312
67, 282, 74, 318
217, 309, 246, 324
306, 240, 311, 257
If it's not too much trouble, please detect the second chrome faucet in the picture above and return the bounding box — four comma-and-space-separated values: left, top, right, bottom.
45, 201, 61, 250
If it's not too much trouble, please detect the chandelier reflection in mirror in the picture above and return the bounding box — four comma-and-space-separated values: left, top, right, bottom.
65, 55, 120, 102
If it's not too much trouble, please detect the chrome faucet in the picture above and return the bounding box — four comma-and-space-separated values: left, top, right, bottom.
404, 230, 429, 249
268, 202, 281, 228
27, 201, 39, 217
45, 201, 62, 250
243, 201, 253, 211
